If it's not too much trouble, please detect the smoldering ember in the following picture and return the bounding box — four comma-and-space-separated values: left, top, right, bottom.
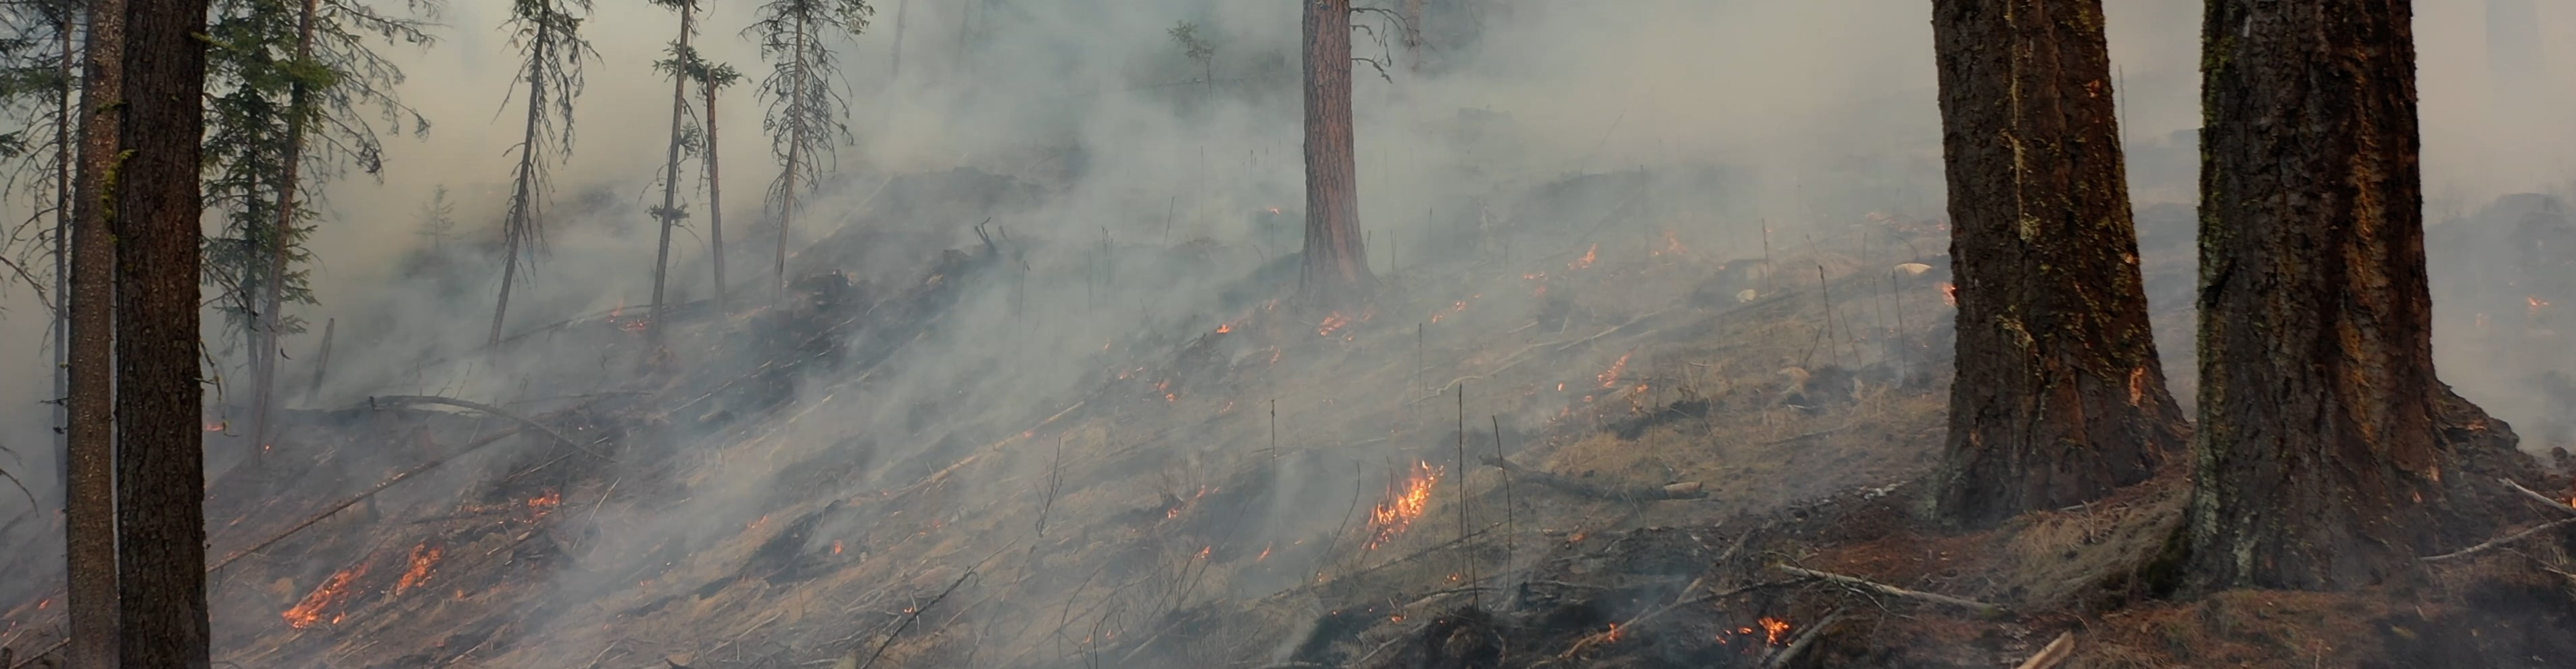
5, 1, 2576, 668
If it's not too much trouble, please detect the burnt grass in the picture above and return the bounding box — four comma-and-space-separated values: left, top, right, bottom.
11, 170, 2576, 669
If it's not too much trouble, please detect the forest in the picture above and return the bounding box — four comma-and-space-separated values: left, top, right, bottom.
1, 0, 2575, 668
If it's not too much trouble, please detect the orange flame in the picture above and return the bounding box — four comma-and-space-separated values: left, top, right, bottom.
1318, 312, 1353, 337
1605, 622, 1622, 643
393, 543, 442, 596
1255, 543, 1273, 562
1759, 617, 1791, 645
528, 490, 562, 521
1569, 244, 1599, 270
203, 421, 226, 432
832, 540, 845, 555
283, 561, 373, 628
1598, 352, 1632, 388
1367, 461, 1442, 549
2531, 296, 2552, 316
1937, 281, 1957, 306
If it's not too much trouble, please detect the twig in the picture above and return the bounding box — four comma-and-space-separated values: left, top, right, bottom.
1774, 565, 2005, 618
1759, 610, 1845, 669
2014, 632, 2076, 669
856, 547, 1006, 669
2422, 517, 2576, 562
1493, 415, 1513, 580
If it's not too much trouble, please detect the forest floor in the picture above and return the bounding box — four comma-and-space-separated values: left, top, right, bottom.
4, 168, 2575, 669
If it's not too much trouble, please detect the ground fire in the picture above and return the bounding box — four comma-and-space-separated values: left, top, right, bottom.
1367, 461, 1441, 549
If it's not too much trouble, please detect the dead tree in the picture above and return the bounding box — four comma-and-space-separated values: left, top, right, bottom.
115, 0, 215, 663
2186, 0, 2532, 591
1299, 0, 1371, 305
747, 0, 871, 300
1926, 0, 2185, 528
63, 0, 122, 664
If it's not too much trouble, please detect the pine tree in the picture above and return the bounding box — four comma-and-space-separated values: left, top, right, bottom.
199, 0, 434, 450
1927, 0, 2185, 528
658, 44, 738, 313
487, 0, 596, 346
744, 0, 870, 300
62, 0, 121, 663
1299, 0, 1369, 304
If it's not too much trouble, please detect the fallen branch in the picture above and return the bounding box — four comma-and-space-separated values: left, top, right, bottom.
1759, 610, 1845, 669
1554, 308, 1669, 352
855, 547, 1006, 669
1774, 565, 2006, 618
2014, 632, 2076, 669
2502, 478, 2576, 517
1481, 456, 1705, 502
366, 395, 606, 461
2422, 517, 2576, 562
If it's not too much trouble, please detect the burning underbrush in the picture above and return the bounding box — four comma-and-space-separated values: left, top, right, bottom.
14, 168, 2519, 669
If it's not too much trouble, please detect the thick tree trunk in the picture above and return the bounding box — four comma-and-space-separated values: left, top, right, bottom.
2187, 0, 2527, 591
490, 18, 553, 348
249, 0, 322, 455
116, 0, 213, 664
64, 0, 124, 666
1928, 0, 2185, 528
650, 3, 694, 347
1300, 0, 1370, 304
704, 77, 727, 314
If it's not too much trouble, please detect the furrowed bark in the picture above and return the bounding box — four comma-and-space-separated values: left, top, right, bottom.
64, 0, 124, 666
1298, 0, 1370, 305
2186, 0, 2531, 591
1928, 0, 2185, 528
116, 0, 215, 663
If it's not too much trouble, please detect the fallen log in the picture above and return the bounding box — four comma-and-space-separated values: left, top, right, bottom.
1480, 456, 1705, 502
1774, 565, 2006, 618
367, 394, 610, 461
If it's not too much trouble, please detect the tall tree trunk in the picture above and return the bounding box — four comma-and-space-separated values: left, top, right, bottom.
63, 0, 124, 666
888, 0, 906, 80
704, 76, 726, 314
116, 0, 213, 663
650, 2, 694, 347
1927, 0, 2185, 528
490, 18, 554, 348
249, 0, 322, 457
1299, 0, 1370, 304
2187, 0, 2528, 591
49, 0, 71, 492
1403, 0, 1424, 72
775, 12, 804, 302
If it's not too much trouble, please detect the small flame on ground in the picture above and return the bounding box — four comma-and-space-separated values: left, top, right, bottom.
1653, 229, 1687, 256
1605, 622, 1622, 643
283, 561, 373, 628
1937, 281, 1957, 306
203, 421, 226, 432
1195, 546, 1212, 560
832, 540, 844, 555
1570, 244, 1599, 270
393, 543, 442, 596
1367, 461, 1442, 549
1255, 543, 1273, 562
2531, 296, 2552, 316
37, 597, 50, 609
1598, 352, 1632, 388
1318, 312, 1353, 337
1759, 617, 1791, 645
528, 490, 562, 521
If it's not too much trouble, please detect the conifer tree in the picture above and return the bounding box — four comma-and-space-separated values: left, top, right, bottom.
744, 0, 869, 299
487, 0, 596, 346
657, 44, 738, 313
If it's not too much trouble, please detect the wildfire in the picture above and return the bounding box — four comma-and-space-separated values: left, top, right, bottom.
1318, 312, 1354, 337
1759, 617, 1791, 645
527, 489, 562, 521
1937, 281, 1957, 306
1215, 323, 1234, 333
203, 421, 227, 432
2531, 296, 2552, 316
1255, 543, 1273, 562
393, 543, 442, 596
1367, 461, 1442, 549
832, 540, 845, 555
1605, 622, 1623, 643
283, 561, 373, 629
1569, 244, 1599, 270
1598, 352, 1632, 388
37, 597, 50, 609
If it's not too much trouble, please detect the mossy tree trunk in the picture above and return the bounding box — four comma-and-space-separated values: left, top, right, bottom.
1929, 0, 2187, 528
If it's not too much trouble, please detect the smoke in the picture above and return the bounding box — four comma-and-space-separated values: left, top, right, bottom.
3, 0, 2575, 650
